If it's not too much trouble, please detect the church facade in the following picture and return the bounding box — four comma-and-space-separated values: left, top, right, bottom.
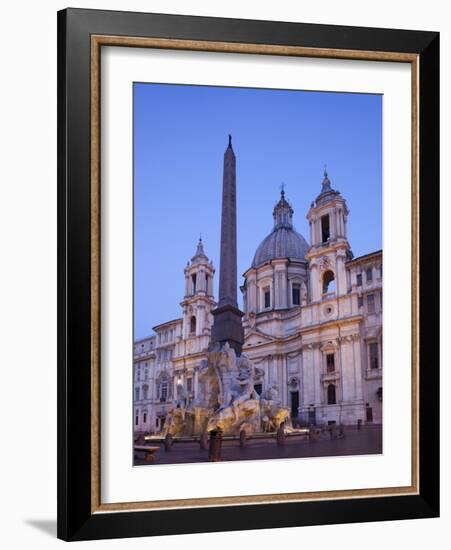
134, 148, 382, 436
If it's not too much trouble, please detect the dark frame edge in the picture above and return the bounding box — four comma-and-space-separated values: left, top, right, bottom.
68, 495, 438, 542
58, 7, 95, 541
57, 8, 68, 542
418, 32, 440, 517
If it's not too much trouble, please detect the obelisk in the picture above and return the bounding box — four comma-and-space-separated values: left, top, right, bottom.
211, 135, 244, 355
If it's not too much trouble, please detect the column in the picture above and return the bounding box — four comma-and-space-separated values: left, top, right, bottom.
335, 255, 344, 296
313, 344, 322, 405
193, 367, 199, 399
197, 305, 204, 336
334, 210, 339, 238
281, 355, 288, 406
302, 346, 314, 407
310, 264, 320, 302
281, 265, 288, 308
316, 219, 321, 244
353, 335, 364, 401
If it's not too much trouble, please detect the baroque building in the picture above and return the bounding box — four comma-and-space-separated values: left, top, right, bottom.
134, 147, 382, 436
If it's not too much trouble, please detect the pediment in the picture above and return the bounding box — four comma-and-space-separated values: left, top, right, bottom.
244, 330, 275, 346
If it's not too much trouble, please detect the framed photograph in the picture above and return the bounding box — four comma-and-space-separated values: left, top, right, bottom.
57, 8, 439, 541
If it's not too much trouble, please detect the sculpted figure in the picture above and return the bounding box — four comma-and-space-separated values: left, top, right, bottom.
301, 282, 308, 306
237, 354, 257, 396
263, 382, 280, 403
174, 382, 188, 409
204, 350, 262, 435
271, 407, 291, 430
218, 342, 237, 373
260, 383, 292, 431
163, 407, 186, 437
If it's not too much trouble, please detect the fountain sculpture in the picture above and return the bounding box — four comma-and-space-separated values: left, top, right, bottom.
163, 343, 292, 437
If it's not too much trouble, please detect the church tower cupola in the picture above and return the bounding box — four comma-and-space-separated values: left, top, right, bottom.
273, 187, 294, 229
184, 237, 214, 297
306, 168, 351, 301
314, 166, 340, 208
181, 237, 216, 340
191, 236, 208, 263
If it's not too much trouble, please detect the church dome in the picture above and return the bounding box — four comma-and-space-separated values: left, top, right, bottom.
251, 190, 309, 268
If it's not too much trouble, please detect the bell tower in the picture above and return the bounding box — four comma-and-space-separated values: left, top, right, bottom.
306, 168, 352, 301
181, 237, 216, 340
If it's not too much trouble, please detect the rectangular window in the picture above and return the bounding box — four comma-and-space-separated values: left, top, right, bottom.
366, 267, 373, 282
264, 287, 271, 309
369, 342, 379, 369
160, 382, 168, 402
326, 353, 335, 373
292, 284, 300, 305
143, 412, 147, 423
321, 214, 330, 242
358, 296, 364, 308
135, 387, 139, 401
356, 273, 362, 286
367, 294, 375, 313
135, 411, 139, 426
187, 377, 193, 393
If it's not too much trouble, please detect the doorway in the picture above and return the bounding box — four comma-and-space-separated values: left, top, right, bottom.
290, 391, 299, 419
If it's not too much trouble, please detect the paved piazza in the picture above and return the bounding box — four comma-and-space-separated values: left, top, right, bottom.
134, 425, 382, 466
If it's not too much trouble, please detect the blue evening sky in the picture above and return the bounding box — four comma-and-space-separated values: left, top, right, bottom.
134, 83, 382, 340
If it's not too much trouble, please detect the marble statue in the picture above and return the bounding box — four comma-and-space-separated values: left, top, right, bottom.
260, 382, 293, 432
163, 406, 186, 437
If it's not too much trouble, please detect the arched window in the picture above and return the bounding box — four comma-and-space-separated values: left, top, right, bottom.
263, 286, 271, 309
191, 274, 197, 295
190, 316, 196, 334
323, 270, 335, 294
321, 214, 330, 242
327, 384, 336, 405
292, 283, 301, 306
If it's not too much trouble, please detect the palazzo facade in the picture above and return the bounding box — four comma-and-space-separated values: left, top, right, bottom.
134, 164, 382, 436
